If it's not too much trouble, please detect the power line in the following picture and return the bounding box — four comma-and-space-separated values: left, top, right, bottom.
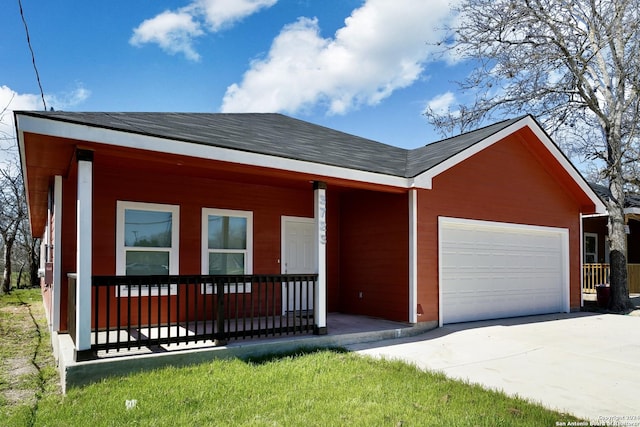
18, 0, 47, 111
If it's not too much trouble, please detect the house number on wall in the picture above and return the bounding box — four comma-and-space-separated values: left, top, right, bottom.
319, 194, 327, 245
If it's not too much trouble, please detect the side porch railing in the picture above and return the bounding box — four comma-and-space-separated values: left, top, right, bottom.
86, 274, 318, 355
582, 263, 640, 293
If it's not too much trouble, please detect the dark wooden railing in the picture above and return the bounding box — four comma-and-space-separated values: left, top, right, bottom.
90, 274, 318, 354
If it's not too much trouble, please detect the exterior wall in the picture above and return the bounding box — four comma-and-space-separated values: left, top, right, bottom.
60, 160, 78, 331
326, 191, 341, 312
92, 164, 313, 277
339, 190, 409, 321
417, 134, 583, 322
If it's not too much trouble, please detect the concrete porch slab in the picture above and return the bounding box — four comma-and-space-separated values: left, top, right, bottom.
55, 313, 437, 392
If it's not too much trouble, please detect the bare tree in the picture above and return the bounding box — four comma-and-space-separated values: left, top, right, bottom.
0, 163, 28, 294
17, 215, 40, 288
426, 0, 639, 312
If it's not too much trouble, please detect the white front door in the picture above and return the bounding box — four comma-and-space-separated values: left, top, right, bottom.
282, 217, 316, 313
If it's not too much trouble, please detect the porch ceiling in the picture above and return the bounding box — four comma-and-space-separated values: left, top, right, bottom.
20, 132, 77, 236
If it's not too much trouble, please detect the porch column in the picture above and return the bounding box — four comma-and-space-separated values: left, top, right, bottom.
579, 213, 584, 308
408, 188, 418, 323
313, 181, 328, 335
75, 149, 93, 360
52, 175, 63, 332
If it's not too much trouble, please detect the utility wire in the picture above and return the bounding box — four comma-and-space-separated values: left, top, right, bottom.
18, 0, 47, 111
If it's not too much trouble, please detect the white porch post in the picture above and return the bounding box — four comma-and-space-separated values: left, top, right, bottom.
75, 149, 93, 360
313, 181, 328, 335
52, 175, 63, 332
408, 188, 418, 323
580, 213, 584, 308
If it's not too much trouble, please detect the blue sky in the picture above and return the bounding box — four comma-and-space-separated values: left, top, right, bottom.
1, 0, 468, 151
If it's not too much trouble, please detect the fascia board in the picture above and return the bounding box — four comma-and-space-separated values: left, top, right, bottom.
524, 116, 607, 214
16, 114, 410, 190
15, 115, 35, 233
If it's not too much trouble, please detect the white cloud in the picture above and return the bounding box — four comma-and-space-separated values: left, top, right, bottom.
425, 91, 456, 115
130, 10, 205, 61
0, 84, 90, 150
0, 86, 42, 143
193, 0, 278, 31
130, 0, 277, 61
221, 0, 456, 115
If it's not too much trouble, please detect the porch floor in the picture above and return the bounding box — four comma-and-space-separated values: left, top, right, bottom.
55, 313, 437, 391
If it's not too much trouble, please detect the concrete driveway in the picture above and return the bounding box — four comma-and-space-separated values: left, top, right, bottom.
346, 312, 640, 423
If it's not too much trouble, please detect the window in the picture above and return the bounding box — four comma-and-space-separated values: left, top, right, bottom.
201, 208, 253, 293
116, 201, 180, 296
584, 233, 598, 263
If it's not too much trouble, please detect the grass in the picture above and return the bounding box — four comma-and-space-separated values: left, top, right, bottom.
3, 289, 582, 426
0, 288, 59, 427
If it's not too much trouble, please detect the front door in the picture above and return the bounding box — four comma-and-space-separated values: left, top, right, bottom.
282, 217, 316, 314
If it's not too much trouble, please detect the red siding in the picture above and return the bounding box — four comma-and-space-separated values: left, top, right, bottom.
417, 132, 583, 322
92, 162, 312, 276
339, 190, 409, 321
60, 161, 78, 332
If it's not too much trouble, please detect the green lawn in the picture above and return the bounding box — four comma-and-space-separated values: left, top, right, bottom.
3, 289, 582, 426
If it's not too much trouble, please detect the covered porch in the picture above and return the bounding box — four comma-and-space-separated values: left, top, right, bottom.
20, 132, 417, 364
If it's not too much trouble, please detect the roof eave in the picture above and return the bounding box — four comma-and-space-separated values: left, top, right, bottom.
15, 113, 411, 191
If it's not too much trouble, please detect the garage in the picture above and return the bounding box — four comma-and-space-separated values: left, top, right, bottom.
439, 217, 569, 325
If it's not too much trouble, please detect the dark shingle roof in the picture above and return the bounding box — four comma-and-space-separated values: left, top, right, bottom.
17, 111, 527, 178
405, 117, 524, 177
589, 182, 640, 208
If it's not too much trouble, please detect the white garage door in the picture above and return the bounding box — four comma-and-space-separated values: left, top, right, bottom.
439, 217, 569, 325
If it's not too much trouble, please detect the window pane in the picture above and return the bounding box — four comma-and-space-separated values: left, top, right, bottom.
125, 209, 172, 247
208, 216, 246, 249
209, 253, 245, 275
126, 251, 170, 275
585, 236, 596, 254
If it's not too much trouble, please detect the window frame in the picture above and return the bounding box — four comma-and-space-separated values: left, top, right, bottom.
116, 201, 180, 297
201, 207, 253, 294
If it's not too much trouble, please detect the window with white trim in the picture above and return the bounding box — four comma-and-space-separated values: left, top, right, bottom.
201, 208, 253, 293
116, 201, 180, 296
584, 232, 598, 263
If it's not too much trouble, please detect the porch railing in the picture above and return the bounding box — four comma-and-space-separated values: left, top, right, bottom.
582, 263, 640, 293
90, 274, 318, 354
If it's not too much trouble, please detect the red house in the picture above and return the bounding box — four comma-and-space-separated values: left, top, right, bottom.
16, 112, 604, 365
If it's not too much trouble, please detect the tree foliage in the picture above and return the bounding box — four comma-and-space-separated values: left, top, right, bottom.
426, 0, 639, 311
